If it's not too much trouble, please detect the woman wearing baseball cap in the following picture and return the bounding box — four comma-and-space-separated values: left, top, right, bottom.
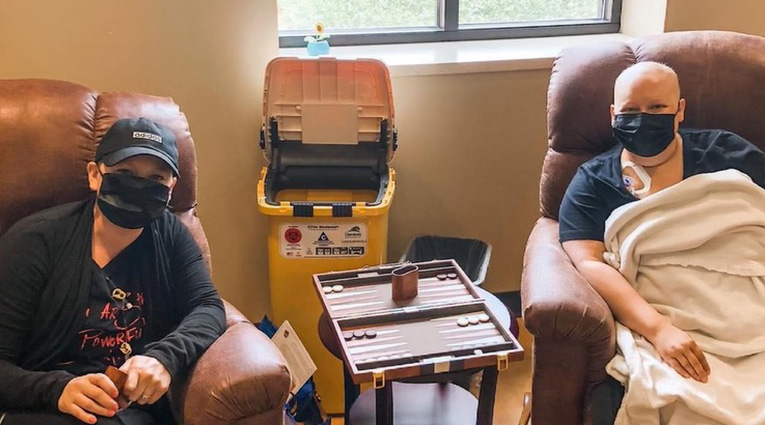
0, 118, 225, 425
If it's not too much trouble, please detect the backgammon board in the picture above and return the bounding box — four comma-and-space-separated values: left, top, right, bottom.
313, 260, 524, 387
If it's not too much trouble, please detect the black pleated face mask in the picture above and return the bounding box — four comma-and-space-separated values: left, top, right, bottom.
612, 113, 676, 157
97, 172, 170, 229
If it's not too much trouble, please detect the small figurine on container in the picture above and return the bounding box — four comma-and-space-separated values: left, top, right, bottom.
304, 21, 330, 56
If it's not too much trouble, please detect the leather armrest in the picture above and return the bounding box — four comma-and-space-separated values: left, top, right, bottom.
170, 301, 291, 425
522, 218, 618, 425
521, 218, 616, 371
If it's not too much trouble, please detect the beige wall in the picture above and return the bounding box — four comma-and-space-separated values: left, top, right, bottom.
0, 0, 279, 318
3, 0, 765, 319
621, 0, 667, 37
665, 0, 765, 36
388, 71, 549, 294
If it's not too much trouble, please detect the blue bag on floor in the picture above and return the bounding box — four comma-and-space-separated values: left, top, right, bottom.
256, 316, 331, 425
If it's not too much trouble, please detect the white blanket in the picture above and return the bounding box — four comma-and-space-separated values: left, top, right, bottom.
603, 169, 765, 425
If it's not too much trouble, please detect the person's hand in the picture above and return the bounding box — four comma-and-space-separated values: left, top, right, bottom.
58, 374, 119, 424
119, 355, 171, 405
649, 321, 711, 383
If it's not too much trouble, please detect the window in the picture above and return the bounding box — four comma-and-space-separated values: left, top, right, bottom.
278, 0, 621, 47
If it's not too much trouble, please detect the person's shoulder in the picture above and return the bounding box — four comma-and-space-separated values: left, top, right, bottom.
562, 148, 620, 201
682, 127, 755, 150
152, 209, 180, 233
2, 199, 90, 241
582, 144, 620, 168
574, 144, 621, 181
151, 209, 193, 243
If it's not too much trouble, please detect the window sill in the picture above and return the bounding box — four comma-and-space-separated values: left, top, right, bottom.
279, 33, 632, 77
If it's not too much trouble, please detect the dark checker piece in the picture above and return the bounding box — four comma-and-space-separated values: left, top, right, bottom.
436, 274, 448, 281
353, 330, 366, 339
365, 330, 378, 339
447, 273, 458, 279
343, 332, 355, 341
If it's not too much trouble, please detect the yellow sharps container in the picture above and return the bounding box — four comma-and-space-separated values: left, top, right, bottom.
257, 57, 397, 414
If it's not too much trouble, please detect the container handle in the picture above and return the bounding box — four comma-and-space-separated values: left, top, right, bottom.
288, 201, 356, 217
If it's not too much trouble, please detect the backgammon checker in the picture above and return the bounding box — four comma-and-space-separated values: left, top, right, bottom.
314, 259, 524, 425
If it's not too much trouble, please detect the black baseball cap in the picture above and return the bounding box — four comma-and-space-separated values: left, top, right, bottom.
95, 117, 180, 176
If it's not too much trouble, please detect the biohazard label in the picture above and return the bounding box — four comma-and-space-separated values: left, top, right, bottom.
280, 223, 368, 259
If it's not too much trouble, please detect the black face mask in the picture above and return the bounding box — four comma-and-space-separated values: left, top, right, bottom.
612, 113, 676, 157
97, 172, 171, 229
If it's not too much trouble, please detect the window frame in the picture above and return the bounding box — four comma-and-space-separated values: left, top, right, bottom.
279, 0, 622, 47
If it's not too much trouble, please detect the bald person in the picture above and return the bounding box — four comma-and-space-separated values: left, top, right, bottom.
558, 61, 765, 422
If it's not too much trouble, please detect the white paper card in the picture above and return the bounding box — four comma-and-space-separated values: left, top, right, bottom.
272, 320, 318, 393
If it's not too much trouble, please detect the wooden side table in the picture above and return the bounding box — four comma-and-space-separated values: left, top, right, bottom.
348, 377, 499, 425
318, 285, 517, 423
313, 260, 523, 425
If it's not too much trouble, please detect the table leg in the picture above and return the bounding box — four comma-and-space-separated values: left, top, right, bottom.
344, 367, 360, 423
476, 366, 498, 425
375, 383, 393, 425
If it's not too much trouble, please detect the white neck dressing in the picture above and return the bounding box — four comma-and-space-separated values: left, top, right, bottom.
622, 160, 652, 197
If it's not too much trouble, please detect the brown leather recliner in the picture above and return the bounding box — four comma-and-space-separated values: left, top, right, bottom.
0, 79, 291, 425
521, 30, 765, 425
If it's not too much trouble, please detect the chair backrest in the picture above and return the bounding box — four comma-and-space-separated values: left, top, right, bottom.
0, 79, 211, 263
540, 30, 765, 220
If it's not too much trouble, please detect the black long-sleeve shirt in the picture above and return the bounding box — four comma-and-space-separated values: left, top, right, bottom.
0, 198, 226, 412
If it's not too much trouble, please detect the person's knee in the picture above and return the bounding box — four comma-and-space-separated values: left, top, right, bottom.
590, 378, 625, 425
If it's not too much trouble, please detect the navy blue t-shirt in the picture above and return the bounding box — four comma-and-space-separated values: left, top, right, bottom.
559, 128, 765, 242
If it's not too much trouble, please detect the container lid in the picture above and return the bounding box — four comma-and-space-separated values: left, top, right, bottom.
260, 57, 397, 170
